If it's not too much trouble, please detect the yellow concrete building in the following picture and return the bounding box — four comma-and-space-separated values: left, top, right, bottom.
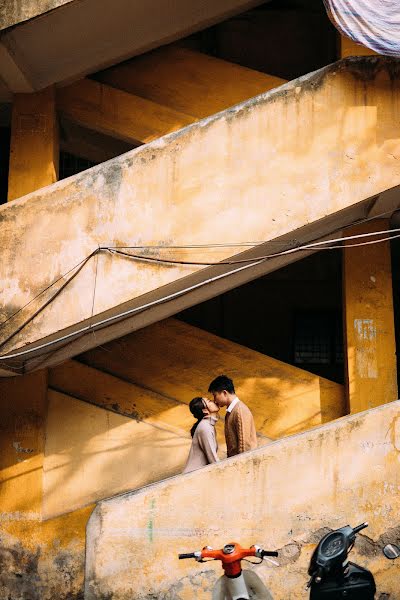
0, 1, 400, 598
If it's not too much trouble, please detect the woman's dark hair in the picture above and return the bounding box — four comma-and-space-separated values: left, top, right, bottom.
189, 396, 205, 437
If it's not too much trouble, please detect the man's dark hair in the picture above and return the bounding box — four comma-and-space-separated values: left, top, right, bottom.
208, 375, 235, 395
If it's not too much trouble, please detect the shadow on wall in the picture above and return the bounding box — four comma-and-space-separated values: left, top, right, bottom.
42, 390, 192, 518
79, 318, 346, 440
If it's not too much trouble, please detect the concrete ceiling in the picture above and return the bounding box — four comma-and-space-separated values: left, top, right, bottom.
0, 0, 263, 101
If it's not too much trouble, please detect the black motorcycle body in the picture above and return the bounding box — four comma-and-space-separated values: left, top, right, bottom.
308, 523, 376, 600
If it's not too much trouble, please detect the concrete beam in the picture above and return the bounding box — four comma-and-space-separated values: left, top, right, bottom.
57, 79, 196, 144
96, 46, 287, 119
8, 87, 58, 201
0, 42, 35, 100
340, 35, 378, 58
59, 118, 133, 163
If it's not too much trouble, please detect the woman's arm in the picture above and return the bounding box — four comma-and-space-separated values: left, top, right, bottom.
197, 425, 219, 464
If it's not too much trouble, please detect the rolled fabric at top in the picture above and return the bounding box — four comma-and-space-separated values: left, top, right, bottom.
323, 0, 400, 57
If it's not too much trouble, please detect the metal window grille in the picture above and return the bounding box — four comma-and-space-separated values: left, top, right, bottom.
294, 312, 343, 365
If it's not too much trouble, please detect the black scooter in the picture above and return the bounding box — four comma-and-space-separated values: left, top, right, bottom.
307, 522, 376, 599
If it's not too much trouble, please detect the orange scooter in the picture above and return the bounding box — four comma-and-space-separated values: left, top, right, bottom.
179, 541, 278, 599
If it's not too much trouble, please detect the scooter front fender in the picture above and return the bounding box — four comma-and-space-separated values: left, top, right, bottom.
212, 570, 274, 600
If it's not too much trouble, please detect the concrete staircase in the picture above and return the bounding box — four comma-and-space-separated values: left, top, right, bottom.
1, 57, 400, 375
44, 318, 344, 518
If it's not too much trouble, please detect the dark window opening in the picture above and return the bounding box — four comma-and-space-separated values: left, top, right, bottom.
0, 127, 11, 204
179, 252, 344, 384
294, 312, 343, 366
59, 152, 96, 180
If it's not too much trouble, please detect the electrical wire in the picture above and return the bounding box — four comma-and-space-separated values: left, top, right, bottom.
0, 251, 97, 350
0, 252, 97, 330
106, 230, 400, 266
97, 206, 400, 250
2, 219, 398, 334
1, 222, 399, 364
0, 249, 269, 362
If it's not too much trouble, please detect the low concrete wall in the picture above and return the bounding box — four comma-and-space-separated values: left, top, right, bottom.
2, 58, 400, 367
85, 400, 400, 599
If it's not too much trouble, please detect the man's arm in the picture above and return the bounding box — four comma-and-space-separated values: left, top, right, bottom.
235, 408, 246, 454
197, 426, 219, 464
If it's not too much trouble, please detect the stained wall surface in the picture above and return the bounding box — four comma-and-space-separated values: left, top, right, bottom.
43, 390, 192, 518
2, 58, 400, 361
0, 372, 93, 600
85, 400, 400, 599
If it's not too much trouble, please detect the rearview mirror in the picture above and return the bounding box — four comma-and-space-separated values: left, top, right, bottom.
383, 544, 400, 560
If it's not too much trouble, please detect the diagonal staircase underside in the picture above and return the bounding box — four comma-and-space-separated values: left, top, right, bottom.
1, 56, 400, 375
0, 0, 267, 100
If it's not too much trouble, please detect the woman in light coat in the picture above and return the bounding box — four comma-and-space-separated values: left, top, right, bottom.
183, 396, 219, 473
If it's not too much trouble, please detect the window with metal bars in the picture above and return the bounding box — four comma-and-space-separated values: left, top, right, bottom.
294, 312, 343, 365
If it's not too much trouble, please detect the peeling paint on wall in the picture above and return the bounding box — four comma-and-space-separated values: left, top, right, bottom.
354, 319, 378, 378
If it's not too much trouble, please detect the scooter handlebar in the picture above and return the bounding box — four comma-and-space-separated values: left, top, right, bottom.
178, 553, 196, 559
353, 522, 368, 534
261, 550, 279, 557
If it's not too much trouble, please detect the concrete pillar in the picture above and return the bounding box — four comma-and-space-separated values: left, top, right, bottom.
8, 86, 58, 201
343, 219, 397, 413
0, 371, 48, 517
1, 87, 56, 584
3, 85, 58, 504
340, 36, 378, 58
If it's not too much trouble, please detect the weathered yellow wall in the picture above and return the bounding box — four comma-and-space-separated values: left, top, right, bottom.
81, 318, 345, 439
0, 79, 90, 599
0, 372, 93, 598
2, 59, 400, 359
43, 389, 191, 518
85, 400, 400, 600
343, 220, 398, 413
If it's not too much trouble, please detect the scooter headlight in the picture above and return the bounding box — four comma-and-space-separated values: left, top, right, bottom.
321, 533, 345, 558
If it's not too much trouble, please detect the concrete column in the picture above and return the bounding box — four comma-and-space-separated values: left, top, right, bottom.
0, 371, 48, 518
8, 86, 58, 201
340, 36, 378, 58
1, 87, 56, 585
343, 219, 397, 413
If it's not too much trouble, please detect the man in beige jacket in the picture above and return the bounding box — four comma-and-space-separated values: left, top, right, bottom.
208, 375, 257, 458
